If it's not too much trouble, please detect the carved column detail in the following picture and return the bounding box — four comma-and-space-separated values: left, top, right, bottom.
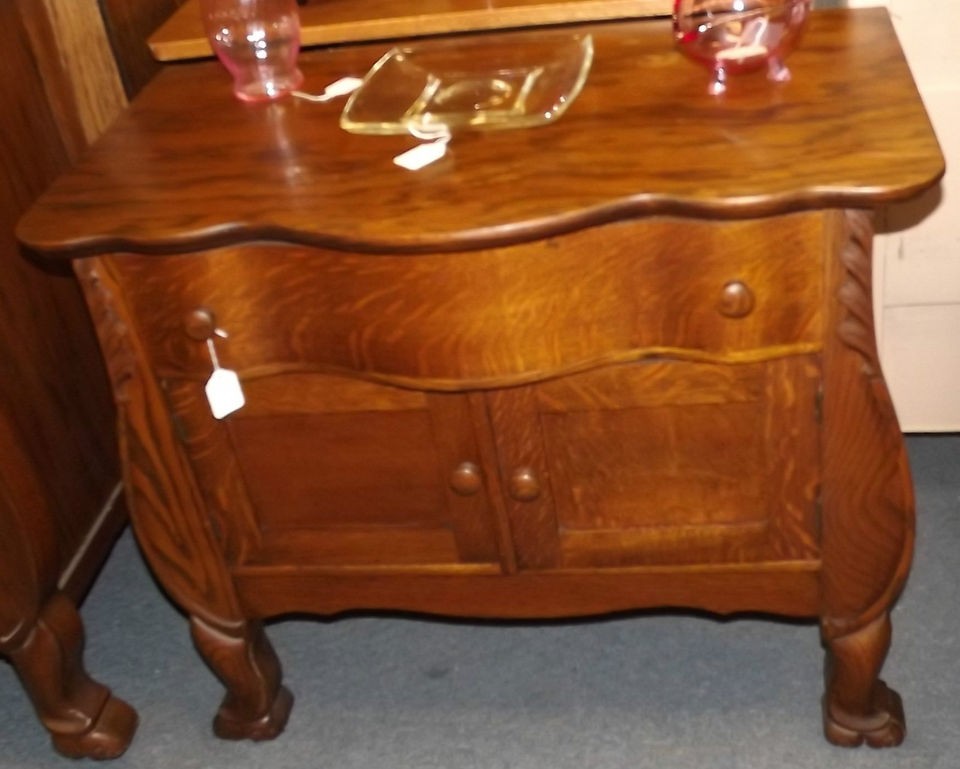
820, 209, 915, 638
74, 257, 246, 630
819, 209, 914, 748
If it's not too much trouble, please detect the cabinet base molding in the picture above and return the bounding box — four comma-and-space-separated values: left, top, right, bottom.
233, 563, 823, 620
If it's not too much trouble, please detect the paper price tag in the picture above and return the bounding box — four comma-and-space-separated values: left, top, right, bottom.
205, 368, 245, 419
393, 139, 449, 171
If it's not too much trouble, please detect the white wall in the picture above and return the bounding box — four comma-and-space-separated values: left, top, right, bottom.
844, 1, 959, 431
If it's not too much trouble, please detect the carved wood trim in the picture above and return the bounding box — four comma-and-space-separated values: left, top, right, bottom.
162, 379, 262, 565
74, 257, 245, 627
153, 343, 824, 394
836, 211, 884, 378
820, 210, 915, 641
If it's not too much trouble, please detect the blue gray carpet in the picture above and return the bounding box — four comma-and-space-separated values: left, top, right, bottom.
2, 435, 958, 768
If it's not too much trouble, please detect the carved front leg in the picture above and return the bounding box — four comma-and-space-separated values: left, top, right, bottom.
4, 592, 137, 759
0, 408, 136, 759
823, 613, 905, 747
190, 616, 293, 740
75, 257, 291, 740
819, 210, 915, 748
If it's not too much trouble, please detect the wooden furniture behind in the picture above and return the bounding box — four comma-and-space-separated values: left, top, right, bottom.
0, 0, 129, 759
19, 9, 944, 751
1, 0, 181, 758
148, 0, 672, 59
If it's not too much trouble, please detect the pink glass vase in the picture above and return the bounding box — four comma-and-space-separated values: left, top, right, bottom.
673, 0, 812, 95
200, 0, 304, 102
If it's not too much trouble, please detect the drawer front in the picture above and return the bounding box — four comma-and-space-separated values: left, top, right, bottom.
107, 212, 824, 387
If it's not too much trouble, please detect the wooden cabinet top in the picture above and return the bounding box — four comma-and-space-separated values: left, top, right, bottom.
18, 9, 944, 258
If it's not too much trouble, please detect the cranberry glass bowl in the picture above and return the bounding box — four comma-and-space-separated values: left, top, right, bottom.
673, 0, 812, 95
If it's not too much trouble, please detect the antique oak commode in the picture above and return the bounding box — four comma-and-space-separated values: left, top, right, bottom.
18, 8, 944, 750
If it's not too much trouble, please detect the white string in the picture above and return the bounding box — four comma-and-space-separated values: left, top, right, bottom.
291, 76, 364, 103
206, 338, 221, 370
291, 90, 339, 103
407, 122, 452, 142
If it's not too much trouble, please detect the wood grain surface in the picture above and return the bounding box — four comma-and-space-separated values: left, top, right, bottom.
27, 0, 128, 147
98, 215, 823, 387
0, 0, 121, 605
148, 0, 671, 60
1, 0, 136, 757
16, 7, 940, 750
19, 9, 945, 259
100, 0, 185, 97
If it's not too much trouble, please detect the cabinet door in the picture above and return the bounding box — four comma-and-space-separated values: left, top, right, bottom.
488, 357, 822, 569
104, 245, 510, 573
163, 374, 502, 570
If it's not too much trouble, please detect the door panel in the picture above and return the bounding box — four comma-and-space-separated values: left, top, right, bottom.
490, 357, 822, 569
164, 374, 502, 569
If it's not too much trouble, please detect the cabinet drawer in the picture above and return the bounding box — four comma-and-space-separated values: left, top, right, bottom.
107, 212, 824, 386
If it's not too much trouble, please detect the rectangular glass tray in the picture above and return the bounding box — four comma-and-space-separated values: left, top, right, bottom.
339, 31, 594, 135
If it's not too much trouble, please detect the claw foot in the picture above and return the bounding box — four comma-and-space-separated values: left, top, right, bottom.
823, 680, 905, 748
213, 685, 294, 741
52, 694, 138, 760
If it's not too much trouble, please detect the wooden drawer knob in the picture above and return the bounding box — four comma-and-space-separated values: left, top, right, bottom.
184, 307, 217, 340
508, 467, 541, 502
718, 281, 755, 319
450, 462, 482, 496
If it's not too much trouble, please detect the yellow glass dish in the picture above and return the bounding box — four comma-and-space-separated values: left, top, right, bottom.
340, 30, 594, 135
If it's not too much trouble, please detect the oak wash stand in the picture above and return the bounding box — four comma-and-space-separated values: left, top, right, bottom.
18, 8, 944, 750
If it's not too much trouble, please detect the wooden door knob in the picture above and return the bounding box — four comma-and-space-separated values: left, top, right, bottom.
717, 281, 755, 318
508, 467, 541, 502
184, 307, 217, 340
450, 462, 482, 496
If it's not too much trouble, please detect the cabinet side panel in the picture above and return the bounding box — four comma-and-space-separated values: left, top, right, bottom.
820, 210, 915, 639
